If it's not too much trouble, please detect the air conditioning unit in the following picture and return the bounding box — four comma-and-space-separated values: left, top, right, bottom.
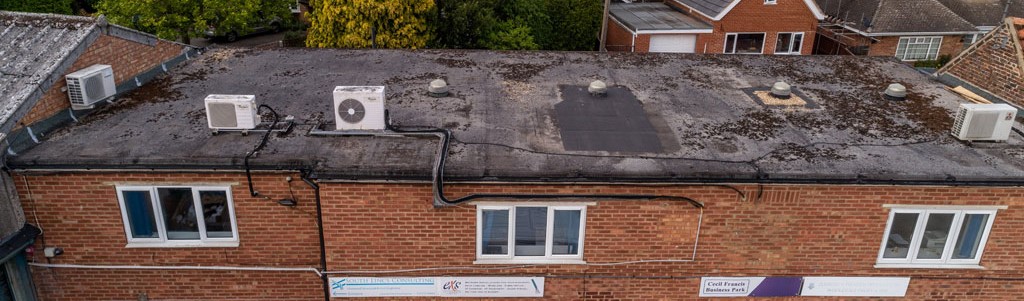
333, 86, 386, 131
951, 103, 1017, 141
205, 94, 260, 130
66, 64, 116, 109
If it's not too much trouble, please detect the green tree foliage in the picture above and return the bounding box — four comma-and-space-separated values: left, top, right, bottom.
481, 21, 538, 50
428, 0, 601, 51
431, 0, 498, 49
0, 0, 74, 15
542, 0, 601, 51
97, 0, 290, 44
307, 0, 434, 49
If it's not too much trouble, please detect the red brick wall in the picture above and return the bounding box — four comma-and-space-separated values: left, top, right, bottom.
667, 0, 819, 54
16, 171, 1024, 300
605, 17, 635, 52
18, 34, 185, 127
15, 172, 323, 301
942, 24, 1024, 106
869, 35, 966, 60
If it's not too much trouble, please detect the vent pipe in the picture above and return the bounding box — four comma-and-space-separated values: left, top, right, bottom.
770, 81, 792, 99
589, 80, 608, 97
428, 79, 449, 97
884, 83, 907, 101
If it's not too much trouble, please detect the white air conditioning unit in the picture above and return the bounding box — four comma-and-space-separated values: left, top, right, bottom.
66, 64, 116, 109
951, 103, 1017, 141
205, 94, 260, 130
333, 86, 386, 131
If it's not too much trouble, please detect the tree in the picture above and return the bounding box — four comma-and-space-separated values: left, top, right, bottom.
544, 0, 602, 51
0, 0, 74, 15
97, 0, 290, 44
481, 21, 538, 50
307, 0, 434, 49
430, 0, 499, 49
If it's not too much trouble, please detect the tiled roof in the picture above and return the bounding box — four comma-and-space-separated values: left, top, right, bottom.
0, 11, 98, 136
670, 0, 733, 18
610, 2, 712, 32
818, 0, 977, 33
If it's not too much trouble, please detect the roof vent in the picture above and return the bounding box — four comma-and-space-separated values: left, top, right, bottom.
884, 83, 907, 101
770, 82, 791, 99
588, 80, 607, 96
428, 79, 449, 97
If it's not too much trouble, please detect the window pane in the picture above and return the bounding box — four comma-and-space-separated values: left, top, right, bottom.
775, 33, 792, 53
122, 190, 159, 239
481, 210, 509, 255
736, 34, 765, 53
158, 188, 200, 240
792, 34, 803, 53
200, 190, 233, 238
552, 210, 581, 255
916, 213, 955, 259
883, 213, 919, 258
514, 207, 547, 256
952, 214, 990, 259
725, 35, 736, 53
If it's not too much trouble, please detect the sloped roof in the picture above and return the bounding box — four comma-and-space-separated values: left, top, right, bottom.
673, 0, 824, 20
10, 49, 1024, 184
819, 0, 1022, 33
0, 11, 98, 137
610, 2, 712, 32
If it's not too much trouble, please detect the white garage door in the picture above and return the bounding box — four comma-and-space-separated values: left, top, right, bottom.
649, 34, 697, 53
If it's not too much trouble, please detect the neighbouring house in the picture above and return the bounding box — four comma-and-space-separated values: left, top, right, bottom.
606, 0, 825, 54
815, 0, 1024, 61
938, 17, 1024, 108
0, 10, 194, 300
5, 45, 1024, 300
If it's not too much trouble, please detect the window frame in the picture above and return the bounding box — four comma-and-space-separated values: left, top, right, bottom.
764, 0, 777, 4
115, 185, 239, 248
724, 33, 767, 54
774, 32, 804, 55
475, 204, 587, 264
895, 36, 943, 61
875, 207, 998, 268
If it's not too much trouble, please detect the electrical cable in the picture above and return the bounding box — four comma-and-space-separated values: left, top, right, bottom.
244, 104, 280, 197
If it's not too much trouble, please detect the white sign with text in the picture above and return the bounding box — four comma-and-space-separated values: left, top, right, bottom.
801, 277, 910, 297
330, 277, 544, 298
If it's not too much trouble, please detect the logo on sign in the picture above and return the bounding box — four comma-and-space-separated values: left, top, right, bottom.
442, 280, 461, 293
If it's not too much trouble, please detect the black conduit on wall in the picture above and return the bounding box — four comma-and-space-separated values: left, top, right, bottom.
300, 170, 330, 301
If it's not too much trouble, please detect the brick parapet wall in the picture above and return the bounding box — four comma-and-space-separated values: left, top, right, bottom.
942, 24, 1024, 106
18, 34, 184, 127
15, 171, 1024, 300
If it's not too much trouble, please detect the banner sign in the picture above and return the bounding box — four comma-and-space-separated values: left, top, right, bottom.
330, 277, 544, 298
699, 277, 802, 297
801, 277, 910, 297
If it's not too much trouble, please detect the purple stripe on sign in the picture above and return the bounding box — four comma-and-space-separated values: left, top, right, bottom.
749, 277, 802, 297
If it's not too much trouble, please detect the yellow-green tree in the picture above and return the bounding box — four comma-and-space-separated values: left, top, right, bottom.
306, 0, 434, 49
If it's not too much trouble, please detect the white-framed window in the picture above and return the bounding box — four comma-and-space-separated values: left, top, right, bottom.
290, 0, 301, 13
116, 186, 239, 248
876, 206, 999, 268
775, 32, 804, 54
724, 33, 766, 54
476, 204, 586, 264
895, 36, 942, 61
764, 0, 777, 4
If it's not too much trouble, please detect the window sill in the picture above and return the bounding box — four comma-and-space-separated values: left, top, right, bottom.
874, 263, 985, 269
125, 241, 239, 248
474, 259, 587, 265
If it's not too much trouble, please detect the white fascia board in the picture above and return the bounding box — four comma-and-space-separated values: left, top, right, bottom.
669, 0, 717, 20
712, 0, 743, 20
609, 15, 636, 35
636, 29, 713, 34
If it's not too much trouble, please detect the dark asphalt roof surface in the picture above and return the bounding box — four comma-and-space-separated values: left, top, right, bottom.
610, 2, 712, 32
10, 48, 1024, 183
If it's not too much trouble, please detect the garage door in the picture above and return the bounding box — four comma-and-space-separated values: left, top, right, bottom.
649, 34, 697, 53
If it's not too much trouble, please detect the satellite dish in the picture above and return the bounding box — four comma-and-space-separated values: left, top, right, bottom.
337, 98, 366, 124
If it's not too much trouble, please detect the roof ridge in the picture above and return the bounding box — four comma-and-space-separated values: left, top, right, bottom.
0, 10, 95, 25
926, 0, 979, 28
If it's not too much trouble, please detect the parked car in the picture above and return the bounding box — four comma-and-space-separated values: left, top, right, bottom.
205, 15, 284, 42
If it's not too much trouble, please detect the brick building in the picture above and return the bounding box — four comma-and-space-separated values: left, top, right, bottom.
0, 11, 192, 300
605, 0, 824, 54
5, 45, 1024, 300
937, 17, 1024, 108
815, 0, 1024, 60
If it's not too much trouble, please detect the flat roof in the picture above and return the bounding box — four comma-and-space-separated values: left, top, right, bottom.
10, 48, 1024, 184
610, 3, 712, 32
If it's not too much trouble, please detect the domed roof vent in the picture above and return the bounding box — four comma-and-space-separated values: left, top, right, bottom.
588, 80, 607, 97
884, 83, 907, 101
428, 79, 449, 97
770, 81, 792, 99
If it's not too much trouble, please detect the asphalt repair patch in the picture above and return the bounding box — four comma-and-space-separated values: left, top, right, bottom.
554, 85, 664, 153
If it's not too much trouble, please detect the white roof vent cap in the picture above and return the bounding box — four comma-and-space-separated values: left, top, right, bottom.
885, 83, 907, 100
589, 80, 607, 96
771, 81, 792, 98
428, 79, 449, 97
